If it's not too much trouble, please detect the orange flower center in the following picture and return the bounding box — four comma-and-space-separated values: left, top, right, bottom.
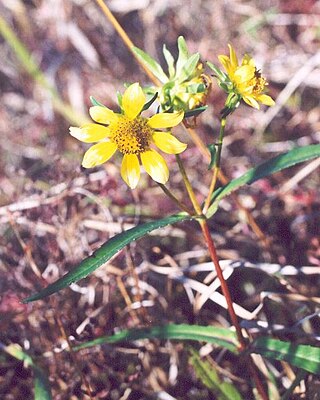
252, 70, 267, 94
111, 116, 153, 155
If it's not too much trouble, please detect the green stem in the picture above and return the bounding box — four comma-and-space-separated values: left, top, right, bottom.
183, 124, 270, 247
175, 155, 202, 216
157, 183, 194, 215
203, 117, 226, 214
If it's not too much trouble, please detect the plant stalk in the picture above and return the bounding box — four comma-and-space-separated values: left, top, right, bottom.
199, 218, 268, 400
96, 6, 269, 397
184, 124, 269, 246
176, 154, 202, 216
203, 117, 226, 214
199, 219, 244, 346
157, 183, 194, 215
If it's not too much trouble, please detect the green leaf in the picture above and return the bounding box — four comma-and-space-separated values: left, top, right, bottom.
73, 324, 239, 353
89, 96, 106, 107
34, 368, 52, 400
250, 337, 320, 374
141, 92, 158, 112
177, 53, 200, 83
184, 105, 208, 118
2, 344, 52, 400
206, 144, 320, 218
162, 44, 175, 79
23, 213, 190, 302
176, 36, 190, 77
208, 143, 217, 170
132, 46, 168, 83
186, 83, 206, 94
206, 61, 227, 82
189, 348, 243, 400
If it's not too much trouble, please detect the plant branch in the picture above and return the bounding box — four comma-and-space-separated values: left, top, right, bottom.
203, 116, 226, 214
183, 124, 270, 247
176, 155, 202, 216
199, 219, 244, 345
199, 218, 268, 400
157, 183, 194, 215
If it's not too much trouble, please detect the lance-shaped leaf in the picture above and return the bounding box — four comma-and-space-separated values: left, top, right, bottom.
90, 96, 106, 107
208, 143, 217, 170
250, 337, 320, 374
177, 53, 200, 83
176, 36, 190, 77
73, 324, 239, 354
206, 61, 228, 82
23, 213, 190, 303
132, 46, 168, 83
141, 92, 158, 112
206, 144, 320, 218
189, 348, 243, 399
184, 105, 208, 118
163, 44, 175, 79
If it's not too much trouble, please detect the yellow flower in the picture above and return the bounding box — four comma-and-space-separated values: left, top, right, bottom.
218, 44, 275, 109
69, 83, 186, 189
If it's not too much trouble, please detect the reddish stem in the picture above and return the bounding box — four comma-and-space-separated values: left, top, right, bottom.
199, 219, 268, 400
199, 219, 245, 347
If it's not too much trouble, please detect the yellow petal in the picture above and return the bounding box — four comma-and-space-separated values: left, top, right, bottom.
257, 94, 275, 106
153, 131, 187, 154
234, 65, 255, 84
242, 54, 255, 68
243, 96, 260, 109
89, 106, 119, 124
82, 142, 117, 168
218, 55, 232, 75
148, 111, 184, 129
69, 124, 111, 143
228, 44, 238, 69
141, 149, 169, 184
121, 154, 140, 189
237, 81, 255, 94
122, 83, 145, 120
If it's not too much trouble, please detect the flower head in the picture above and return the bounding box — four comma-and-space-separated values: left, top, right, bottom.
133, 36, 211, 115
69, 83, 186, 189
218, 44, 274, 110
161, 62, 212, 113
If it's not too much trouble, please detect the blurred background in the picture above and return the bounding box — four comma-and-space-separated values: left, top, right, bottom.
0, 0, 320, 399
